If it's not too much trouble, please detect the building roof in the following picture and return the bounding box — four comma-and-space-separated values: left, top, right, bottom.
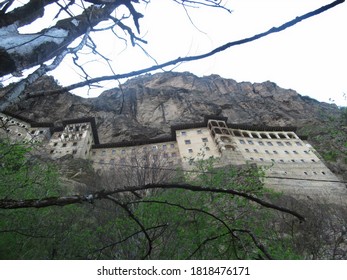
1, 111, 100, 144
2, 112, 303, 146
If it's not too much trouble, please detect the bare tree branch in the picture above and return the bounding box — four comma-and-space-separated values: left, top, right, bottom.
0, 182, 305, 221
106, 194, 153, 259
24, 0, 345, 98
0, 29, 91, 111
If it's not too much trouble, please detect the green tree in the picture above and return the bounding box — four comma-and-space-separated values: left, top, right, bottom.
0, 141, 303, 259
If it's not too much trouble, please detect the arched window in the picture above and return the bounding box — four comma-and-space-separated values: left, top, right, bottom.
233, 130, 242, 137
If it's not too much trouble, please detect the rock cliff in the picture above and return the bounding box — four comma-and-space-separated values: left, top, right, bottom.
3, 72, 340, 144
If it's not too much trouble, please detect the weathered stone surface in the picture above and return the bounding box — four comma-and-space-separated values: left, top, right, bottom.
3, 72, 340, 144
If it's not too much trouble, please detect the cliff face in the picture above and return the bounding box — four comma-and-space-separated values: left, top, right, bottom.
3, 72, 340, 144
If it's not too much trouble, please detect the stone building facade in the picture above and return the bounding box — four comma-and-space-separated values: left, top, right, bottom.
1, 112, 346, 203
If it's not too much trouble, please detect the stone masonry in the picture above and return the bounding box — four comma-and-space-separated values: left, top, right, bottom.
1, 112, 346, 204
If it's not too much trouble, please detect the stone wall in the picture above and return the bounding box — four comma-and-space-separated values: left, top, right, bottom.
1, 112, 345, 204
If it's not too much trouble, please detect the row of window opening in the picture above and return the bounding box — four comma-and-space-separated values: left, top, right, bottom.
248, 157, 317, 163
240, 139, 303, 146
245, 148, 310, 155
184, 138, 208, 145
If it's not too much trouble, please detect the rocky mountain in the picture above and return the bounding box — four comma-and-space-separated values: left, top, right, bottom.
2, 71, 340, 144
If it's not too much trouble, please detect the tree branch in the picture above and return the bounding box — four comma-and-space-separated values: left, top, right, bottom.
0, 29, 91, 111
0, 182, 305, 221
26, 0, 344, 97
106, 194, 153, 259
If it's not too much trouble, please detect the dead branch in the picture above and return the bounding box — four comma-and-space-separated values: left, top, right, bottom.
25, 0, 345, 98
0, 182, 305, 221
106, 194, 153, 259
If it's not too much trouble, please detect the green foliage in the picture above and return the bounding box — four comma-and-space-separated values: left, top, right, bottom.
0, 140, 59, 199
0, 141, 301, 259
322, 150, 338, 162
340, 107, 347, 124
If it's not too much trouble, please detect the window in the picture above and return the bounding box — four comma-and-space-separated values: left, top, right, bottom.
273, 150, 278, 154
301, 159, 305, 162
277, 141, 284, 146
185, 140, 191, 145
245, 148, 250, 153
197, 129, 203, 134
92, 151, 96, 156
247, 140, 254, 145
62, 143, 67, 147
239, 140, 245, 144
291, 159, 295, 162
54, 143, 58, 147
50, 150, 54, 154
285, 142, 292, 146
259, 158, 264, 161
252, 133, 260, 139
102, 150, 106, 156
110, 159, 115, 164
279, 159, 284, 163
73, 150, 77, 154
73, 142, 77, 146
295, 141, 303, 146
181, 131, 187, 136
112, 149, 116, 154
99, 159, 104, 164
120, 158, 126, 165
162, 144, 167, 150
258, 141, 264, 146
121, 149, 126, 154
205, 147, 210, 151
293, 150, 298, 154
265, 150, 270, 154
267, 141, 273, 146
250, 157, 254, 161
152, 145, 158, 151
202, 138, 208, 143
304, 172, 308, 175
170, 143, 175, 148
253, 149, 258, 153
304, 151, 309, 154
311, 159, 316, 162
322, 171, 326, 175
188, 148, 193, 153
233, 130, 242, 137
271, 159, 275, 162
285, 151, 289, 154
31, 130, 35, 134
171, 152, 177, 157
163, 153, 169, 159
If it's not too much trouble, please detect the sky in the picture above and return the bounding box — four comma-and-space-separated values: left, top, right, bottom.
6, 0, 347, 106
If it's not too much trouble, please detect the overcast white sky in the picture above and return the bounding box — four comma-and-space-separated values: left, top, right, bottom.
9, 0, 347, 106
